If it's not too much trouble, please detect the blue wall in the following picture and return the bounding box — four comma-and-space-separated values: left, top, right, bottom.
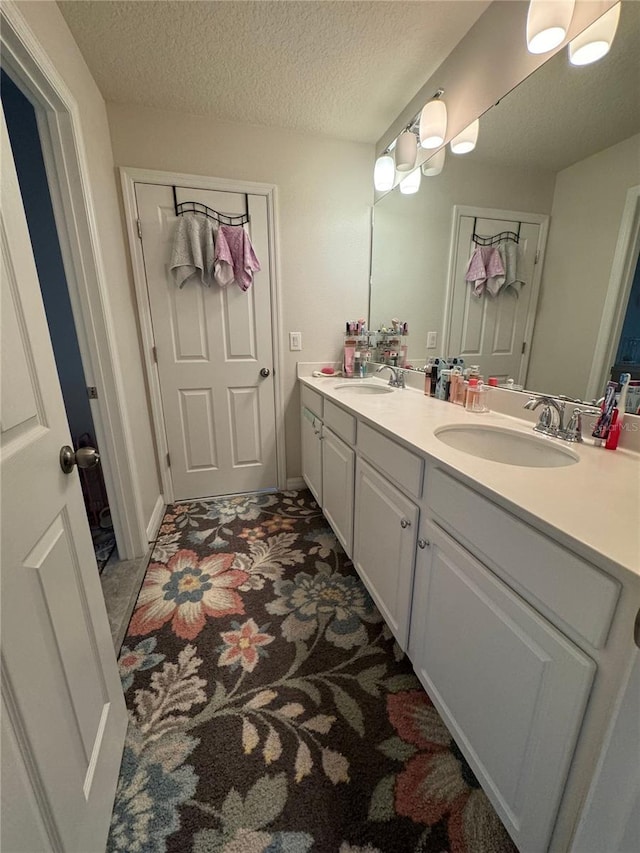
616, 252, 640, 364
1, 69, 96, 443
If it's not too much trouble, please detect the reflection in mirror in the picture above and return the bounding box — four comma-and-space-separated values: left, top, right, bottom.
370, 1, 640, 401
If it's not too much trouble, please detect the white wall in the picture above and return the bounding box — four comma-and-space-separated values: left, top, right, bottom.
371, 156, 556, 363
15, 1, 161, 529
106, 103, 373, 480
528, 133, 640, 398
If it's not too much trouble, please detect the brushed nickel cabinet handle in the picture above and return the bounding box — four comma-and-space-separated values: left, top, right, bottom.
400, 518, 411, 529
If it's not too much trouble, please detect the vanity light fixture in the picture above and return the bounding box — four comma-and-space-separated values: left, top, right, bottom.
399, 168, 421, 195
450, 119, 479, 154
569, 2, 620, 65
526, 0, 575, 54
419, 90, 447, 149
422, 147, 446, 177
374, 153, 396, 191
395, 129, 418, 172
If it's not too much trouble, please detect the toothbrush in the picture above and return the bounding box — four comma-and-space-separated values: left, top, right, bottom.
606, 373, 631, 450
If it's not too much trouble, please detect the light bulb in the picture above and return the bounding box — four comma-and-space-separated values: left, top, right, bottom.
526, 0, 575, 54
450, 119, 479, 155
569, 3, 620, 66
400, 169, 421, 195
395, 130, 418, 172
374, 154, 395, 191
422, 148, 446, 177
419, 99, 447, 149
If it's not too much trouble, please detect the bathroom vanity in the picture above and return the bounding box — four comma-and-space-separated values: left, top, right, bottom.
300, 373, 640, 853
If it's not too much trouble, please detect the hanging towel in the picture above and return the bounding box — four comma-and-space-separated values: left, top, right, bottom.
465, 245, 504, 297
496, 240, 525, 295
169, 212, 216, 288
214, 224, 261, 291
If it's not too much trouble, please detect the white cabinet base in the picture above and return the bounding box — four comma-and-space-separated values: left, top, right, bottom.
410, 522, 595, 853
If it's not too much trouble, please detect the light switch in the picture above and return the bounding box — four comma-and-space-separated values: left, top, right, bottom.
427, 331, 437, 349
289, 331, 302, 351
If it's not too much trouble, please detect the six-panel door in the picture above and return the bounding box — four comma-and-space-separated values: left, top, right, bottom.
135, 183, 277, 500
1, 109, 127, 852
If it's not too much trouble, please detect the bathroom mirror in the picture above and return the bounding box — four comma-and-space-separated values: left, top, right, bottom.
370, 1, 640, 401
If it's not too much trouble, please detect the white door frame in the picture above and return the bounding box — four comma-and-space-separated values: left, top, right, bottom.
442, 205, 550, 385
1, 1, 148, 559
120, 166, 286, 504
586, 185, 640, 401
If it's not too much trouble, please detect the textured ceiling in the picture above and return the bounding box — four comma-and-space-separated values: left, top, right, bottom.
57, 0, 489, 144
468, 0, 640, 173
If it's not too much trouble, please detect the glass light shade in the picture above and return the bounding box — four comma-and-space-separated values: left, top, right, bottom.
526, 0, 575, 54
450, 119, 479, 154
569, 3, 620, 66
422, 147, 446, 177
395, 130, 418, 172
419, 99, 448, 149
373, 154, 395, 191
399, 169, 421, 195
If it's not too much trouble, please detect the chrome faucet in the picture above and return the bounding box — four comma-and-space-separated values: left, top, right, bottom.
524, 395, 566, 436
524, 395, 603, 443
376, 364, 406, 388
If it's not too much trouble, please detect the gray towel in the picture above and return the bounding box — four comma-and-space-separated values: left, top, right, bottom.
169, 213, 216, 288
498, 240, 525, 296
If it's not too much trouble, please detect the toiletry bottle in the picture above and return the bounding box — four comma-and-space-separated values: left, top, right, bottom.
423, 361, 433, 396
465, 378, 488, 412
343, 341, 356, 378
437, 368, 452, 401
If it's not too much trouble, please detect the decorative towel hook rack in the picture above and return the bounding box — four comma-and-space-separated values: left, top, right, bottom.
472, 217, 521, 246
173, 186, 250, 226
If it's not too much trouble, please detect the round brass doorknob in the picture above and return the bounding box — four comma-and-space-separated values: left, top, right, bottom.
59, 445, 100, 474
260, 368, 271, 378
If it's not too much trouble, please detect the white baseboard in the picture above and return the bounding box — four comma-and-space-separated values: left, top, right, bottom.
146, 494, 166, 542
286, 477, 306, 491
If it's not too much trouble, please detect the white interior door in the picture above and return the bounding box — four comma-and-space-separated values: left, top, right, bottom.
448, 214, 542, 382
0, 110, 127, 850
136, 183, 277, 500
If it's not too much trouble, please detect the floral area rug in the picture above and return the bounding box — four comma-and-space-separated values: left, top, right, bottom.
108, 490, 516, 853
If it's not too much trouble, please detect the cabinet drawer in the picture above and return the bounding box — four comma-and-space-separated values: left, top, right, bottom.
324, 399, 356, 445
358, 422, 423, 499
301, 385, 323, 419
428, 467, 619, 649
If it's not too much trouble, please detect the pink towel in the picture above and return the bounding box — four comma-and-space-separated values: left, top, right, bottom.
214, 225, 261, 291
465, 246, 504, 297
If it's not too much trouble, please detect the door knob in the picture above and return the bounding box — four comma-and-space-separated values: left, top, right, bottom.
400, 518, 411, 529
260, 368, 271, 378
418, 538, 430, 549
59, 445, 100, 474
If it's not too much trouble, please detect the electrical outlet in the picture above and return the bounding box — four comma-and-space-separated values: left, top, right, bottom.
289, 331, 302, 351
427, 331, 437, 349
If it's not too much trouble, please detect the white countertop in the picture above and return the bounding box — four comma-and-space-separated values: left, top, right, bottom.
300, 375, 640, 583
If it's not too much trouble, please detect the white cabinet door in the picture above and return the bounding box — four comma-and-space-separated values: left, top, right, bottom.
0, 108, 126, 852
301, 407, 322, 505
353, 458, 418, 650
410, 521, 595, 853
321, 427, 355, 557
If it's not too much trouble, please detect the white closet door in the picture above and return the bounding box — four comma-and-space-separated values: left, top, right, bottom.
135, 184, 277, 500
448, 214, 541, 382
0, 108, 127, 853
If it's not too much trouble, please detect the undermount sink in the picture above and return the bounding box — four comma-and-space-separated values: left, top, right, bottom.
434, 424, 579, 468
333, 382, 394, 395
